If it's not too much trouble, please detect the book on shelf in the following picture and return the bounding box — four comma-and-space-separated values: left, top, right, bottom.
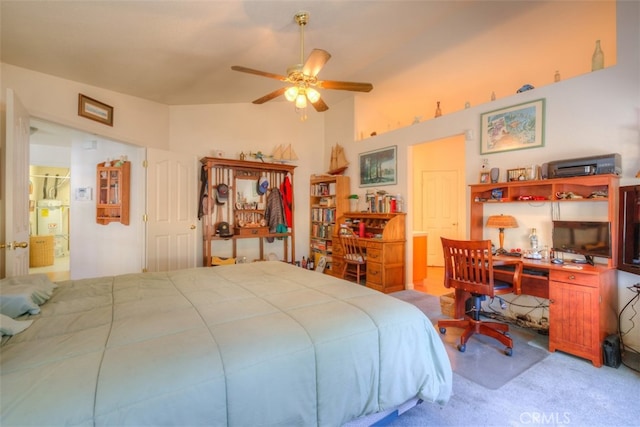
312, 207, 336, 223
365, 193, 397, 213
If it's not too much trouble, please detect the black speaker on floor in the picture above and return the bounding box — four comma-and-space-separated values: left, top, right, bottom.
602, 334, 621, 368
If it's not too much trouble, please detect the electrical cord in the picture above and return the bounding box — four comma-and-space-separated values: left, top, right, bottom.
618, 284, 640, 373
483, 296, 549, 332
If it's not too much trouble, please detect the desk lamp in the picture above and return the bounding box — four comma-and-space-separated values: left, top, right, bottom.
486, 214, 518, 254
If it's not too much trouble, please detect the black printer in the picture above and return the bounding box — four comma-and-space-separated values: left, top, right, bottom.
547, 153, 621, 178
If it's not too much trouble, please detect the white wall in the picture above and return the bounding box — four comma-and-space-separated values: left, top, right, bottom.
1, 64, 171, 150
327, 0, 640, 349
168, 102, 326, 264
1, 1, 637, 346
69, 140, 145, 279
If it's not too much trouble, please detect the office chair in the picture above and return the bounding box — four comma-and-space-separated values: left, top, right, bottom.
340, 228, 367, 285
437, 237, 522, 356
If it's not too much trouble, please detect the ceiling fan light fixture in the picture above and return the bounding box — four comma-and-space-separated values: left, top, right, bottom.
284, 86, 299, 102
306, 87, 321, 103
231, 10, 372, 116
295, 92, 307, 109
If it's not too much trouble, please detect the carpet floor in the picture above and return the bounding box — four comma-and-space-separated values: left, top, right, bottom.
387, 290, 640, 427
391, 290, 549, 390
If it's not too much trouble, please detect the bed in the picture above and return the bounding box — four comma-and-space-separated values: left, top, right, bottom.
1, 261, 452, 426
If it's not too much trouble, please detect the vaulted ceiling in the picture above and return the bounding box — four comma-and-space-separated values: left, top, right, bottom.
2, 1, 616, 131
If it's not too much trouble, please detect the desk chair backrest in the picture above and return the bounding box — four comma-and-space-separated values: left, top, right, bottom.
341, 229, 366, 263
340, 228, 367, 283
441, 237, 511, 297
439, 237, 521, 355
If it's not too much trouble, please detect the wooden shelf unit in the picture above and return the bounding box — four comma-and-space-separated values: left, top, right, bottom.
309, 175, 350, 276
96, 161, 130, 225
335, 212, 406, 293
470, 174, 620, 268
201, 157, 295, 266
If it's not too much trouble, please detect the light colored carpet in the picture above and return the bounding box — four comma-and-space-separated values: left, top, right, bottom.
387, 290, 640, 427
391, 290, 550, 390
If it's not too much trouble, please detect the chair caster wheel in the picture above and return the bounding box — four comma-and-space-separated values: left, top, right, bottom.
457, 344, 466, 353
505, 347, 513, 356
439, 327, 446, 334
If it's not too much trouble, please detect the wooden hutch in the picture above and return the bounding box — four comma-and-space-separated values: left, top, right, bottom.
96, 161, 130, 225
200, 157, 295, 266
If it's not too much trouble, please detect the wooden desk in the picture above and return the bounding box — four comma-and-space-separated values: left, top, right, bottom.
452, 257, 618, 367
334, 212, 406, 294
367, 237, 404, 293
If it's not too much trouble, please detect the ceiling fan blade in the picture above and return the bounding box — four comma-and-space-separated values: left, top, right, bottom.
252, 87, 286, 104
311, 98, 329, 112
318, 80, 373, 92
231, 65, 287, 81
303, 49, 331, 77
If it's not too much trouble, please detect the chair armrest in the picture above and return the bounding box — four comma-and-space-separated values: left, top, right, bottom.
493, 259, 524, 294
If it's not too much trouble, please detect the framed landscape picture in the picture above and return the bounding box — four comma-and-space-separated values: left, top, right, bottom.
480, 98, 545, 154
359, 146, 397, 187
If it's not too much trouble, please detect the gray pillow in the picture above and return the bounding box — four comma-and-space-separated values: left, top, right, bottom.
0, 314, 33, 336
0, 274, 57, 318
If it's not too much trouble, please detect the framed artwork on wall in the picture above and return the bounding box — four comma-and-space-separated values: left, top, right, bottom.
359, 146, 397, 187
480, 98, 545, 154
78, 94, 114, 126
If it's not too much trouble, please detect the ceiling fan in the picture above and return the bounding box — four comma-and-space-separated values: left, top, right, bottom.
231, 11, 373, 113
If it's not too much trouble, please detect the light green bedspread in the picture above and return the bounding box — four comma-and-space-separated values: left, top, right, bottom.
1, 262, 451, 426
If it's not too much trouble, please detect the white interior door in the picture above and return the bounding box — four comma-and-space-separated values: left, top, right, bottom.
422, 170, 459, 266
2, 89, 31, 277
146, 148, 198, 272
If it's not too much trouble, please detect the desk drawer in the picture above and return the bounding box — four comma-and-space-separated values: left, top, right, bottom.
331, 259, 345, 276
367, 247, 382, 263
549, 270, 599, 287
367, 241, 383, 250
332, 245, 344, 257
367, 262, 383, 285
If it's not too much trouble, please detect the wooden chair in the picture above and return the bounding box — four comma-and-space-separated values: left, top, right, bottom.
437, 237, 523, 356
340, 229, 367, 285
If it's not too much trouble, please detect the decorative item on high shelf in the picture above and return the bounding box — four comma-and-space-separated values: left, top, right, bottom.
592, 40, 604, 71
516, 84, 535, 93
272, 144, 298, 163
327, 144, 349, 175
434, 101, 442, 118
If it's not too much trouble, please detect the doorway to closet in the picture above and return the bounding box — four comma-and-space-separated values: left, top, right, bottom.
411, 134, 466, 295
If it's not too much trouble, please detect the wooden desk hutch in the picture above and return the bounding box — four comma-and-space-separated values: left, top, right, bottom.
334, 212, 406, 294
469, 174, 620, 367
200, 158, 295, 266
